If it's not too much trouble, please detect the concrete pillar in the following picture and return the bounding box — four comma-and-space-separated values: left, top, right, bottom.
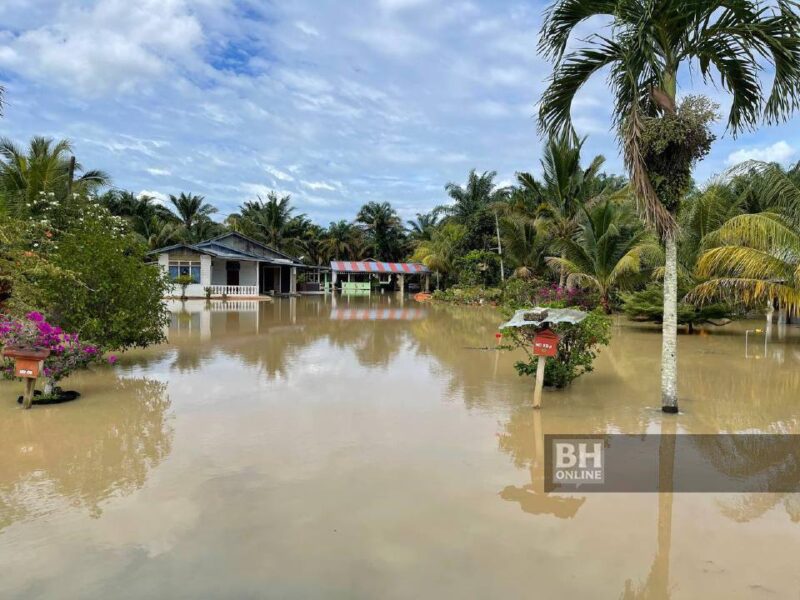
256, 262, 260, 296
424, 273, 430, 292
200, 254, 212, 287
290, 267, 297, 294
158, 253, 169, 273
398, 274, 405, 295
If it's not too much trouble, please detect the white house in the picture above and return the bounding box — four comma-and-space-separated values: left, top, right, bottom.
150, 232, 313, 298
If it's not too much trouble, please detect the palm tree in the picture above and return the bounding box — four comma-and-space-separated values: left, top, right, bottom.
355, 201, 406, 261
689, 163, 800, 310
411, 223, 467, 287
168, 192, 217, 231
322, 220, 364, 261
99, 190, 179, 243
407, 211, 440, 244
0, 137, 109, 213
538, 0, 800, 411
516, 130, 608, 285
440, 170, 508, 251
227, 191, 304, 253
547, 200, 661, 313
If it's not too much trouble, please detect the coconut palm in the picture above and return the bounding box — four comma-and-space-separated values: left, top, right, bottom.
407, 211, 440, 244
0, 136, 109, 214
322, 220, 364, 261
547, 200, 661, 313
516, 130, 608, 285
440, 170, 508, 251
99, 190, 179, 242
227, 192, 307, 254
411, 223, 467, 286
538, 0, 800, 411
168, 192, 217, 232
685, 161, 800, 309
355, 201, 406, 261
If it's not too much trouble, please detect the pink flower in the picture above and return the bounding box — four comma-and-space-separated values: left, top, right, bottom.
108, 355, 118, 365
26, 311, 45, 323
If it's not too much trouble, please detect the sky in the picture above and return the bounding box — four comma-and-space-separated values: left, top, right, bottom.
1, 0, 798, 225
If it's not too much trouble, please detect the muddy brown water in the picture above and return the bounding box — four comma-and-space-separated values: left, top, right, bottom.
1, 295, 799, 599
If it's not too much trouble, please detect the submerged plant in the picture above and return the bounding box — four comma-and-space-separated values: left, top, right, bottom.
0, 311, 111, 395
502, 308, 611, 389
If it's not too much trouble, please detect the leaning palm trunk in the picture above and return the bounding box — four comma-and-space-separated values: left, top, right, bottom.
661, 235, 678, 411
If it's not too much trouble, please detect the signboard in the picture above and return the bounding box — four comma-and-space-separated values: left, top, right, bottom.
533, 329, 559, 357
15, 359, 43, 378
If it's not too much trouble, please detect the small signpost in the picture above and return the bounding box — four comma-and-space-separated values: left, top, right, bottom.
532, 328, 559, 409
499, 307, 587, 409
2, 346, 51, 409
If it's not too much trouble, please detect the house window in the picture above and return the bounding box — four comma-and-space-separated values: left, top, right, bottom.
168, 261, 201, 283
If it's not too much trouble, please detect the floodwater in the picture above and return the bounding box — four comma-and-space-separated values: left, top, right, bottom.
1, 295, 799, 599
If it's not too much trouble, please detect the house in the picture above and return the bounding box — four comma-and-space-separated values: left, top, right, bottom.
150, 232, 321, 298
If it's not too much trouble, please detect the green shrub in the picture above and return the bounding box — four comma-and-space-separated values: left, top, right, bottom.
432, 286, 502, 305
455, 250, 501, 287
502, 307, 611, 388
620, 283, 733, 332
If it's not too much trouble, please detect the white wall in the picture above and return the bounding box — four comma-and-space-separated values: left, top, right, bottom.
211, 260, 258, 286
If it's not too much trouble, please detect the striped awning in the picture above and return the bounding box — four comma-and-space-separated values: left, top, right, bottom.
330, 261, 430, 274
330, 308, 427, 321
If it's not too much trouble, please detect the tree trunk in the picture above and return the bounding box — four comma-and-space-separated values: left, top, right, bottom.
661, 236, 678, 412
559, 251, 566, 288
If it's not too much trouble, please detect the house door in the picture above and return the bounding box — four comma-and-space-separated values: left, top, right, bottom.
226, 261, 240, 286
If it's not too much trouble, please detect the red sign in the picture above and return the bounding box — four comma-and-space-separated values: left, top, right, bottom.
533, 329, 559, 357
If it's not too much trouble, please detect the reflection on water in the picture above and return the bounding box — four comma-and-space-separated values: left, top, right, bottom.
1, 295, 799, 598
0, 376, 172, 531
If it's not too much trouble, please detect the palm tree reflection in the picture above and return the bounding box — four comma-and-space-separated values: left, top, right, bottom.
0, 376, 172, 531
498, 409, 586, 518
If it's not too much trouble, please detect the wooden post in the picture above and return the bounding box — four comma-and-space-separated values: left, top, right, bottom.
22, 378, 36, 409
533, 355, 546, 409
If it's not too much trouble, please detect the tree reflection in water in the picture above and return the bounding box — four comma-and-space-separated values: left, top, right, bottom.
497, 408, 586, 518
0, 376, 172, 531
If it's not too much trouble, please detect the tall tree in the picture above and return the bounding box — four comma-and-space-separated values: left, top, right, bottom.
516, 130, 608, 285
690, 163, 800, 309
227, 192, 308, 255
440, 169, 507, 251
0, 137, 109, 214
407, 211, 440, 244
538, 0, 800, 412
168, 192, 216, 229
547, 200, 660, 313
355, 201, 406, 261
322, 220, 364, 261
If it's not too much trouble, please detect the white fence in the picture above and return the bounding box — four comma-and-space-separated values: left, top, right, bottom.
209, 285, 259, 297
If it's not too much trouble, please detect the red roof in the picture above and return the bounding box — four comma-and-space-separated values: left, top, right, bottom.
330, 261, 430, 274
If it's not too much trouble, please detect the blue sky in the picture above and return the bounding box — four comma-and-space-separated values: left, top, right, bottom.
1, 0, 798, 225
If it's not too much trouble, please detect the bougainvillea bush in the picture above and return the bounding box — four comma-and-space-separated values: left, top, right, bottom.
0, 311, 114, 395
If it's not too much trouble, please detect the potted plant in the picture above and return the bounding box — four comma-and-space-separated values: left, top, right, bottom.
174, 274, 194, 300
0, 311, 114, 404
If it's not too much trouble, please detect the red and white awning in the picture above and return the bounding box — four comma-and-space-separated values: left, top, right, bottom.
330, 261, 429, 274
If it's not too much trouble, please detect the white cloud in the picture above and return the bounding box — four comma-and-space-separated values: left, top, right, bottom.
301, 180, 338, 191
146, 167, 171, 176
294, 21, 319, 37
726, 141, 796, 165
138, 190, 168, 204
378, 0, 431, 10
264, 165, 294, 182
352, 27, 431, 57
0, 0, 204, 94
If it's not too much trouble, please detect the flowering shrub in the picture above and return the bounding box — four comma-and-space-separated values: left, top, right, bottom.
0, 311, 115, 393
502, 278, 600, 311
